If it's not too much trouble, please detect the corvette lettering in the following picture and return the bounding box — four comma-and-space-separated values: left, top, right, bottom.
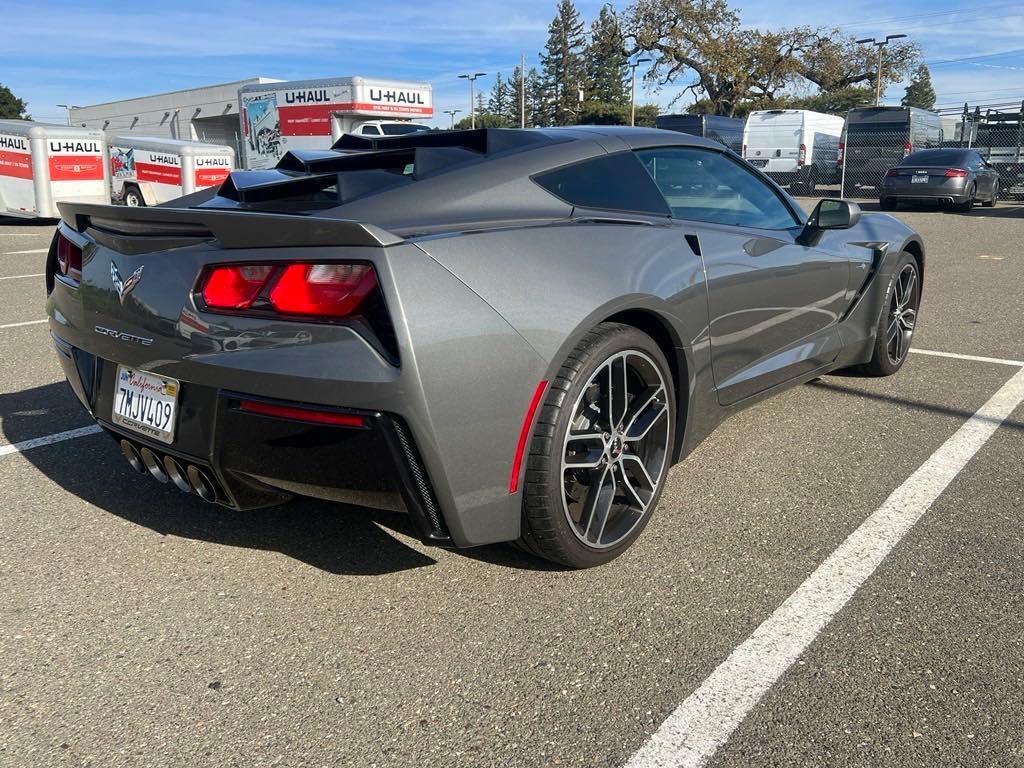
94, 325, 154, 346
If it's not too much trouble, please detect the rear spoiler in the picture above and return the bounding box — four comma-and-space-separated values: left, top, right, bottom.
56, 202, 402, 253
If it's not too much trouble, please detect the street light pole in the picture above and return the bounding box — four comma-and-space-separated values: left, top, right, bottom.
628, 58, 651, 127
444, 109, 461, 129
856, 34, 907, 107
458, 72, 487, 129
56, 104, 80, 126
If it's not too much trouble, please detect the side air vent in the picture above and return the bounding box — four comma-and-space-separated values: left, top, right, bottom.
386, 416, 451, 544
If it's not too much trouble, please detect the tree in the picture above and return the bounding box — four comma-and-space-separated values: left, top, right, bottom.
527, 67, 550, 126
624, 1, 921, 116
902, 65, 936, 110
455, 112, 508, 130
586, 5, 629, 106
577, 101, 629, 124
506, 66, 526, 127
488, 72, 513, 124
540, 0, 588, 125
0, 83, 29, 120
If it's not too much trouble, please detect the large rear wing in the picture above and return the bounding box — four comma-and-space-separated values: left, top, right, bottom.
56, 202, 402, 255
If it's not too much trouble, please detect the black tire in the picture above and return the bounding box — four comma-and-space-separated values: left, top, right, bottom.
854, 251, 920, 377
954, 184, 975, 213
123, 186, 145, 207
516, 322, 676, 568
879, 198, 897, 211
983, 186, 998, 207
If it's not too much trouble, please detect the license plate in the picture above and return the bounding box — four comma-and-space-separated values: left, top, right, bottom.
112, 365, 179, 444
749, 159, 768, 168
1010, 185, 1024, 194
911, 175, 929, 183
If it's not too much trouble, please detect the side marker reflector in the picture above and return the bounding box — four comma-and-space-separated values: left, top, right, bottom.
239, 399, 368, 428
509, 380, 549, 494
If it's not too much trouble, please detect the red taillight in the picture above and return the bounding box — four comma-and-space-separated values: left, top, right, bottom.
509, 380, 548, 494
198, 262, 377, 318
885, 169, 899, 178
201, 265, 274, 309
945, 168, 969, 178
269, 263, 377, 318
742, 144, 747, 157
798, 143, 806, 167
238, 399, 368, 428
55, 232, 82, 281
837, 142, 845, 166
903, 141, 912, 157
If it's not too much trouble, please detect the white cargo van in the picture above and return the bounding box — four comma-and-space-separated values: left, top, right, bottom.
237, 77, 433, 169
743, 110, 845, 193
108, 136, 235, 206
0, 120, 109, 219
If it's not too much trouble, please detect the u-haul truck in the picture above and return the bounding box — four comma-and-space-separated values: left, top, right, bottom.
108, 136, 235, 206
238, 77, 433, 169
0, 120, 109, 219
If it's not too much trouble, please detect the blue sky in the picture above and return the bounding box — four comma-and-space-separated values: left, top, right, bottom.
3, 0, 1022, 125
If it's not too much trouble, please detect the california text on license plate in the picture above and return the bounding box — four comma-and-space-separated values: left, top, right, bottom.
112, 366, 179, 444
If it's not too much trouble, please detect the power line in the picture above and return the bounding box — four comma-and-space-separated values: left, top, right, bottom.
833, 1, 1024, 29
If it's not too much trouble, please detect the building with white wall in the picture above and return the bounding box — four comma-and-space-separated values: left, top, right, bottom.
69, 78, 281, 159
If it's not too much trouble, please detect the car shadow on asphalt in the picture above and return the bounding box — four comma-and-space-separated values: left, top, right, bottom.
2, 382, 442, 577
811, 378, 1024, 433
838, 199, 1024, 218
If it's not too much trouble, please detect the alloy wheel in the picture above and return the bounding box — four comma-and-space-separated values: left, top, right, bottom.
886, 263, 919, 365
561, 350, 671, 549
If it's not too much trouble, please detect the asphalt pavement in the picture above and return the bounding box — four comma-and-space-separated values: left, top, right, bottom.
0, 204, 1022, 768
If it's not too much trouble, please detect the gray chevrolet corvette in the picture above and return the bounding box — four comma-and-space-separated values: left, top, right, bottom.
47, 127, 924, 567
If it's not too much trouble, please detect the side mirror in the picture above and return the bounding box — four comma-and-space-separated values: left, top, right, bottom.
809, 199, 861, 230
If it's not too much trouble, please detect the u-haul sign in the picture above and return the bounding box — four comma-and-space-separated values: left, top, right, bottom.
239, 77, 433, 168
47, 139, 105, 182
0, 134, 32, 180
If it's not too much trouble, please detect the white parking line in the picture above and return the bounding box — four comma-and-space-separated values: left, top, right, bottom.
626, 364, 1024, 768
0, 425, 103, 458
0, 273, 44, 281
0, 319, 47, 330
911, 348, 1024, 368
3, 248, 49, 255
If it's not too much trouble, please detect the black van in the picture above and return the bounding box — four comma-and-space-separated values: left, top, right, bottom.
655, 114, 744, 154
842, 106, 944, 196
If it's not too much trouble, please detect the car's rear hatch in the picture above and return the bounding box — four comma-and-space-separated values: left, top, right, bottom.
744, 111, 802, 173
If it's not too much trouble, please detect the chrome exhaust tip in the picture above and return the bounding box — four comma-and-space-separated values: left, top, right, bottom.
187, 465, 216, 502
120, 440, 145, 473
139, 447, 169, 483
163, 455, 192, 493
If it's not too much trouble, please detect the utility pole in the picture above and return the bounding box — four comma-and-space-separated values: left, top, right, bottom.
855, 34, 907, 107
628, 58, 651, 127
444, 109, 461, 129
56, 104, 80, 126
520, 53, 526, 128
458, 73, 487, 129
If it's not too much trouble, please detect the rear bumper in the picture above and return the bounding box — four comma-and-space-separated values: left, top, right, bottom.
52, 333, 453, 546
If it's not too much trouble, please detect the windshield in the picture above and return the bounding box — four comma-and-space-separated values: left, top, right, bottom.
380, 123, 430, 136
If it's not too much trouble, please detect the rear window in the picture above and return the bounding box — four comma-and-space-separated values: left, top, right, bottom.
381, 124, 430, 136
901, 149, 972, 166
534, 153, 671, 216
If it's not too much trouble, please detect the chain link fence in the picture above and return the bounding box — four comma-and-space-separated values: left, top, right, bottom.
740, 108, 1024, 203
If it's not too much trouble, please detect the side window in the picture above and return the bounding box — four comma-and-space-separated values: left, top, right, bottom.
635, 147, 800, 230
533, 152, 671, 216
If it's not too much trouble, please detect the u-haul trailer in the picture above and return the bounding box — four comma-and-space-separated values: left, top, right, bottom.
238, 77, 433, 169
108, 136, 235, 206
0, 120, 109, 219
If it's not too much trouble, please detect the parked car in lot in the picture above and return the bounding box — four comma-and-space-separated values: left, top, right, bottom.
47, 127, 925, 568
842, 106, 944, 196
655, 114, 743, 154
742, 109, 844, 193
880, 148, 1001, 211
